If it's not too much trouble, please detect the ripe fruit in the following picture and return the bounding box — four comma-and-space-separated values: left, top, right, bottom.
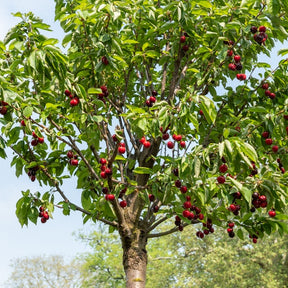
272, 145, 279, 153
269, 92, 276, 99
162, 133, 169, 140
101, 56, 109, 65
38, 137, 44, 144
229, 204, 237, 212
265, 138, 273, 145
262, 83, 269, 90
180, 35, 186, 43
227, 50, 233, 56
102, 187, 109, 194
119, 200, 127, 208
149, 194, 155, 202
149, 96, 156, 103
175, 180, 182, 188
152, 90, 158, 96
219, 164, 228, 173
31, 139, 38, 146
118, 146, 126, 154
32, 131, 38, 138
250, 26, 258, 33
100, 171, 107, 178
112, 134, 118, 142
153, 205, 159, 212
259, 26, 266, 32
182, 210, 190, 218
228, 222, 235, 228
183, 201, 192, 209
140, 136, 146, 144
0, 106, 7, 115
259, 195, 267, 202
180, 185, 187, 193
65, 89, 71, 96
228, 63, 236, 71
21, 120, 26, 126
217, 176, 225, 184
265, 90, 271, 96
167, 141, 174, 149
143, 141, 151, 148
67, 151, 73, 158
100, 158, 107, 165
41, 217, 47, 223
268, 210, 276, 217
236, 73, 246, 80
234, 55, 241, 62
105, 168, 112, 175
180, 141, 186, 148
106, 194, 115, 201
182, 45, 189, 52
70, 98, 78, 106
173, 134, 182, 141
262, 131, 269, 138
70, 159, 78, 166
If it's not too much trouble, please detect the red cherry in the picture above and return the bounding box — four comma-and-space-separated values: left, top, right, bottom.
167, 141, 174, 149
31, 175, 36, 182
118, 146, 126, 154
20, 120, 26, 126
100, 171, 107, 178
41, 217, 47, 223
262, 131, 269, 138
31, 139, 38, 146
175, 180, 182, 188
269, 93, 276, 99
199, 110, 204, 115
152, 90, 158, 96
265, 138, 273, 145
229, 204, 237, 212
70, 159, 78, 166
140, 136, 146, 144
105, 168, 112, 176
217, 176, 225, 184
268, 210, 276, 217
149, 96, 156, 103
227, 228, 233, 233
38, 137, 44, 144
180, 141, 186, 148
259, 26, 266, 32
180, 186, 187, 193
227, 50, 233, 56
252, 238, 257, 243
148, 194, 155, 202
228, 63, 236, 71
183, 201, 192, 209
32, 131, 38, 138
180, 35, 186, 43
182, 45, 189, 52
65, 89, 71, 96
153, 205, 159, 213
143, 141, 151, 148
106, 194, 115, 201
102, 187, 109, 194
43, 211, 49, 220
100, 158, 107, 165
175, 135, 182, 141
182, 210, 190, 218
259, 195, 267, 202
119, 200, 127, 208
112, 134, 118, 142
234, 55, 241, 62
67, 151, 73, 158
0, 106, 7, 115
262, 83, 269, 90
70, 98, 78, 106
228, 222, 235, 228
198, 213, 204, 220
272, 145, 278, 153
162, 133, 169, 140
101, 56, 109, 65
219, 164, 228, 173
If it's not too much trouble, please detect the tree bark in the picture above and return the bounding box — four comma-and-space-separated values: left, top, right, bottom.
121, 228, 147, 288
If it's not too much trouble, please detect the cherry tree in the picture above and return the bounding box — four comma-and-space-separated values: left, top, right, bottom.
1, 0, 288, 287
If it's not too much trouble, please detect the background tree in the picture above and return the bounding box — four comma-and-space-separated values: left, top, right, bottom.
1, 0, 288, 287
5, 255, 81, 288
77, 224, 288, 288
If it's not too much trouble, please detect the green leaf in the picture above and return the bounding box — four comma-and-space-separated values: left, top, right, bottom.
237, 228, 244, 240
23, 106, 33, 118
133, 167, 153, 174
88, 88, 103, 94
199, 95, 217, 124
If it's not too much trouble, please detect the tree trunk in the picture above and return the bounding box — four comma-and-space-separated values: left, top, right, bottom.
121, 228, 148, 288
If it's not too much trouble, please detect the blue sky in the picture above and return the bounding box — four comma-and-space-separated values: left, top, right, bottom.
0, 1, 94, 286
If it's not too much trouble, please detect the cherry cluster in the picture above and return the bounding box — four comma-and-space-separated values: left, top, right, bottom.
182, 196, 204, 221
140, 136, 151, 148
118, 142, 126, 154
180, 33, 189, 52
217, 158, 228, 184
0, 101, 8, 115
226, 222, 235, 238
38, 206, 49, 223
261, 132, 279, 154
103, 186, 127, 208
261, 82, 275, 99
98, 85, 109, 103
148, 194, 159, 212
249, 234, 259, 244
277, 158, 285, 174
99, 158, 112, 179
67, 150, 79, 166
65, 89, 79, 107
173, 168, 188, 194
251, 25, 268, 45
251, 192, 267, 211
196, 219, 214, 239
31, 131, 44, 147
145, 90, 157, 107
27, 166, 39, 182
226, 43, 246, 81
